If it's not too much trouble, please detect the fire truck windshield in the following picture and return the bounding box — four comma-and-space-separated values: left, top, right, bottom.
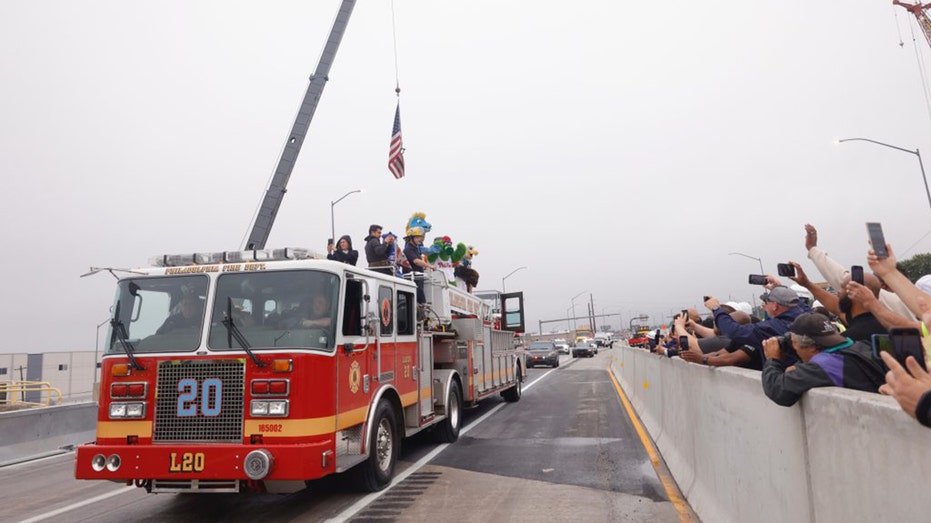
208, 270, 340, 351
107, 275, 209, 353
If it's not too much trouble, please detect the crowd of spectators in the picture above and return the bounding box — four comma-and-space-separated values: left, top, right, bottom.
637, 224, 931, 429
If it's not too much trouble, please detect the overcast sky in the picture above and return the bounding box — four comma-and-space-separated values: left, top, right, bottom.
4, 1, 931, 353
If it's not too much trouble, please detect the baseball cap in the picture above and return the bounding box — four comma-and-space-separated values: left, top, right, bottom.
760, 286, 800, 307
788, 312, 847, 347
916, 274, 931, 294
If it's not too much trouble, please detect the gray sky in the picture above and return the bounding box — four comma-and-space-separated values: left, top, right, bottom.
4, 0, 931, 352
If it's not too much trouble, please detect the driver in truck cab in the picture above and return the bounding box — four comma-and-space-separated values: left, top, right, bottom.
278, 293, 333, 329
156, 290, 204, 334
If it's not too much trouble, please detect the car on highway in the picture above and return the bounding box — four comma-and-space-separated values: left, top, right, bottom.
571, 342, 595, 358
526, 341, 560, 368
553, 339, 571, 354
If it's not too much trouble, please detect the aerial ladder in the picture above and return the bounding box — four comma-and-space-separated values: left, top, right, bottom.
245, 0, 356, 250
894, 1, 931, 49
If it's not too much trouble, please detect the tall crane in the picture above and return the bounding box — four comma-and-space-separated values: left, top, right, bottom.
894, 1, 931, 49
245, 0, 356, 251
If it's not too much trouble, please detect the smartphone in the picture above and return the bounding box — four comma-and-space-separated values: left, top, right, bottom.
703, 296, 711, 302
871, 333, 892, 359
327, 238, 334, 246
889, 327, 928, 372
866, 222, 888, 259
748, 274, 768, 285
679, 336, 688, 350
681, 309, 688, 318
851, 265, 864, 285
777, 263, 796, 277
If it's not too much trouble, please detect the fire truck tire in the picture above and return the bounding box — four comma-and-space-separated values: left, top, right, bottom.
502, 368, 522, 403
353, 400, 399, 492
435, 382, 462, 443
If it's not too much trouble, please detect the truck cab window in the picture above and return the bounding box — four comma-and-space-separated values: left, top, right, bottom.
342, 279, 363, 336
397, 291, 414, 335
108, 275, 208, 353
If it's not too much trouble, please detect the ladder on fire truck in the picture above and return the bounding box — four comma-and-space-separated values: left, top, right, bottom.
245, 0, 356, 251
894, 1, 931, 49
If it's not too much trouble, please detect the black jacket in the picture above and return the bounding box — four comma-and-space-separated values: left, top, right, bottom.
327, 235, 358, 266
364, 234, 391, 266
762, 340, 885, 406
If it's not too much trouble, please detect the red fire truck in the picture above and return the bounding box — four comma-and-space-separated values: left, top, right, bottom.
75, 0, 527, 494
75, 248, 526, 493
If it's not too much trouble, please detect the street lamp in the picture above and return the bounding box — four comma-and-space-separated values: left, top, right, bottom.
570, 291, 587, 331
501, 266, 527, 293
728, 251, 765, 275
836, 137, 931, 212
330, 189, 362, 242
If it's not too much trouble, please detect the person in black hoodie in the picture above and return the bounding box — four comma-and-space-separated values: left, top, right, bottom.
327, 235, 358, 266
762, 312, 886, 406
363, 224, 394, 274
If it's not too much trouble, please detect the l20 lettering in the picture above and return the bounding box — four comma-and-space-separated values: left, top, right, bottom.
169, 452, 205, 473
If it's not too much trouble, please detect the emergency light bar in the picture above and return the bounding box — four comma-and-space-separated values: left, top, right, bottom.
149, 248, 322, 267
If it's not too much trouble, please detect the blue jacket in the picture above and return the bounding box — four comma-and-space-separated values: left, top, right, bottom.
712, 303, 809, 350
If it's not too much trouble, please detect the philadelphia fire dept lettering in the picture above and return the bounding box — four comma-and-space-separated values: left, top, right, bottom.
169, 452, 205, 473
177, 378, 222, 417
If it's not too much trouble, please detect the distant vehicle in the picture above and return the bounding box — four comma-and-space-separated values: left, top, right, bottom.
554, 342, 571, 355
572, 342, 595, 358
527, 341, 560, 368
593, 333, 614, 348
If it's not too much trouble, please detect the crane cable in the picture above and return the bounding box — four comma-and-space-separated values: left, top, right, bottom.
905, 11, 931, 123
391, 0, 401, 98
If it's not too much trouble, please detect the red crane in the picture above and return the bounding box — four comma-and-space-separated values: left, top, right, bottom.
894, 1, 931, 48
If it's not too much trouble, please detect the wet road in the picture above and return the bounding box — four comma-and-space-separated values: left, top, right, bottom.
1, 350, 684, 522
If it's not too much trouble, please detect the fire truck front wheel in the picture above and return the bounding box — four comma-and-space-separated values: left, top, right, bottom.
435, 382, 462, 443
353, 400, 399, 492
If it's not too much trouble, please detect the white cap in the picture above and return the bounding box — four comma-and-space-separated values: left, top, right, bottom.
790, 284, 813, 302
917, 275, 931, 294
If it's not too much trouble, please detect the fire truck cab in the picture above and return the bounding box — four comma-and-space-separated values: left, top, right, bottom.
75, 248, 526, 494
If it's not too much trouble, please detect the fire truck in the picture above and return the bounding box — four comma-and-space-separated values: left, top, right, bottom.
74, 0, 527, 494
74, 249, 526, 493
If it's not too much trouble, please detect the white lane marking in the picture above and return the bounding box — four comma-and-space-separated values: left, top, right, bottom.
1, 450, 73, 470
328, 367, 557, 523
18, 370, 561, 523
17, 486, 135, 523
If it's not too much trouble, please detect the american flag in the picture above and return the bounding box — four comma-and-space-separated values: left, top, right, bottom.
388, 103, 405, 179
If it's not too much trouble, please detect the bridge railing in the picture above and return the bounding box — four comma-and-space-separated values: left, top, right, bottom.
612, 345, 929, 523
0, 380, 62, 409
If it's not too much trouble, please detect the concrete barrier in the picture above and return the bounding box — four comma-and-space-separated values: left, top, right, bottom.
0, 402, 96, 466
611, 346, 930, 523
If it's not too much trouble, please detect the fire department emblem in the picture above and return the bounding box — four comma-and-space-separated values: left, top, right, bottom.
381, 297, 392, 327
349, 360, 361, 394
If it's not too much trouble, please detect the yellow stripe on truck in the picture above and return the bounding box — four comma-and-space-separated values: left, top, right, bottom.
97, 421, 153, 439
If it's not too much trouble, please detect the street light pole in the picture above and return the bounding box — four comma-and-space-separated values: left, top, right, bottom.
837, 137, 931, 213
501, 266, 528, 293
570, 291, 586, 331
330, 189, 362, 242
728, 251, 764, 275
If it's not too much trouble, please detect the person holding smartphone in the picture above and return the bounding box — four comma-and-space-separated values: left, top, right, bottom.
326, 234, 359, 266
803, 223, 916, 321
880, 308, 931, 428
761, 312, 886, 407
787, 262, 887, 343
867, 241, 931, 321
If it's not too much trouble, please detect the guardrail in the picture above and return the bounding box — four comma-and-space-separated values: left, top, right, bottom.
0, 380, 62, 409
611, 345, 929, 523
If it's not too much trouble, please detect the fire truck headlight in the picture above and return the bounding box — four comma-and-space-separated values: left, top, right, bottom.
125, 403, 145, 418
106, 454, 122, 472
251, 401, 269, 416
91, 454, 107, 472
268, 400, 289, 416
109, 403, 127, 418
244, 449, 273, 480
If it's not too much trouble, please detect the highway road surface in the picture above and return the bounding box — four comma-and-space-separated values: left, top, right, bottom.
0, 350, 690, 522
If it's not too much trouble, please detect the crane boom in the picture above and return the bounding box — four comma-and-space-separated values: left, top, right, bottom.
894, 1, 931, 49
246, 0, 357, 250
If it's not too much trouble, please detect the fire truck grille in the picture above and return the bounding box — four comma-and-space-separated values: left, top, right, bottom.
153, 359, 245, 443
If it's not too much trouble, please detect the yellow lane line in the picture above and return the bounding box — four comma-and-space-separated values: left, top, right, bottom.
607, 366, 695, 523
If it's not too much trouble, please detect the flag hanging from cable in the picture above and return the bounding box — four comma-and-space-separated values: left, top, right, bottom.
388, 103, 405, 179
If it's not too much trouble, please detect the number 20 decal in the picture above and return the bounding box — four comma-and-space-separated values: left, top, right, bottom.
177, 378, 222, 417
